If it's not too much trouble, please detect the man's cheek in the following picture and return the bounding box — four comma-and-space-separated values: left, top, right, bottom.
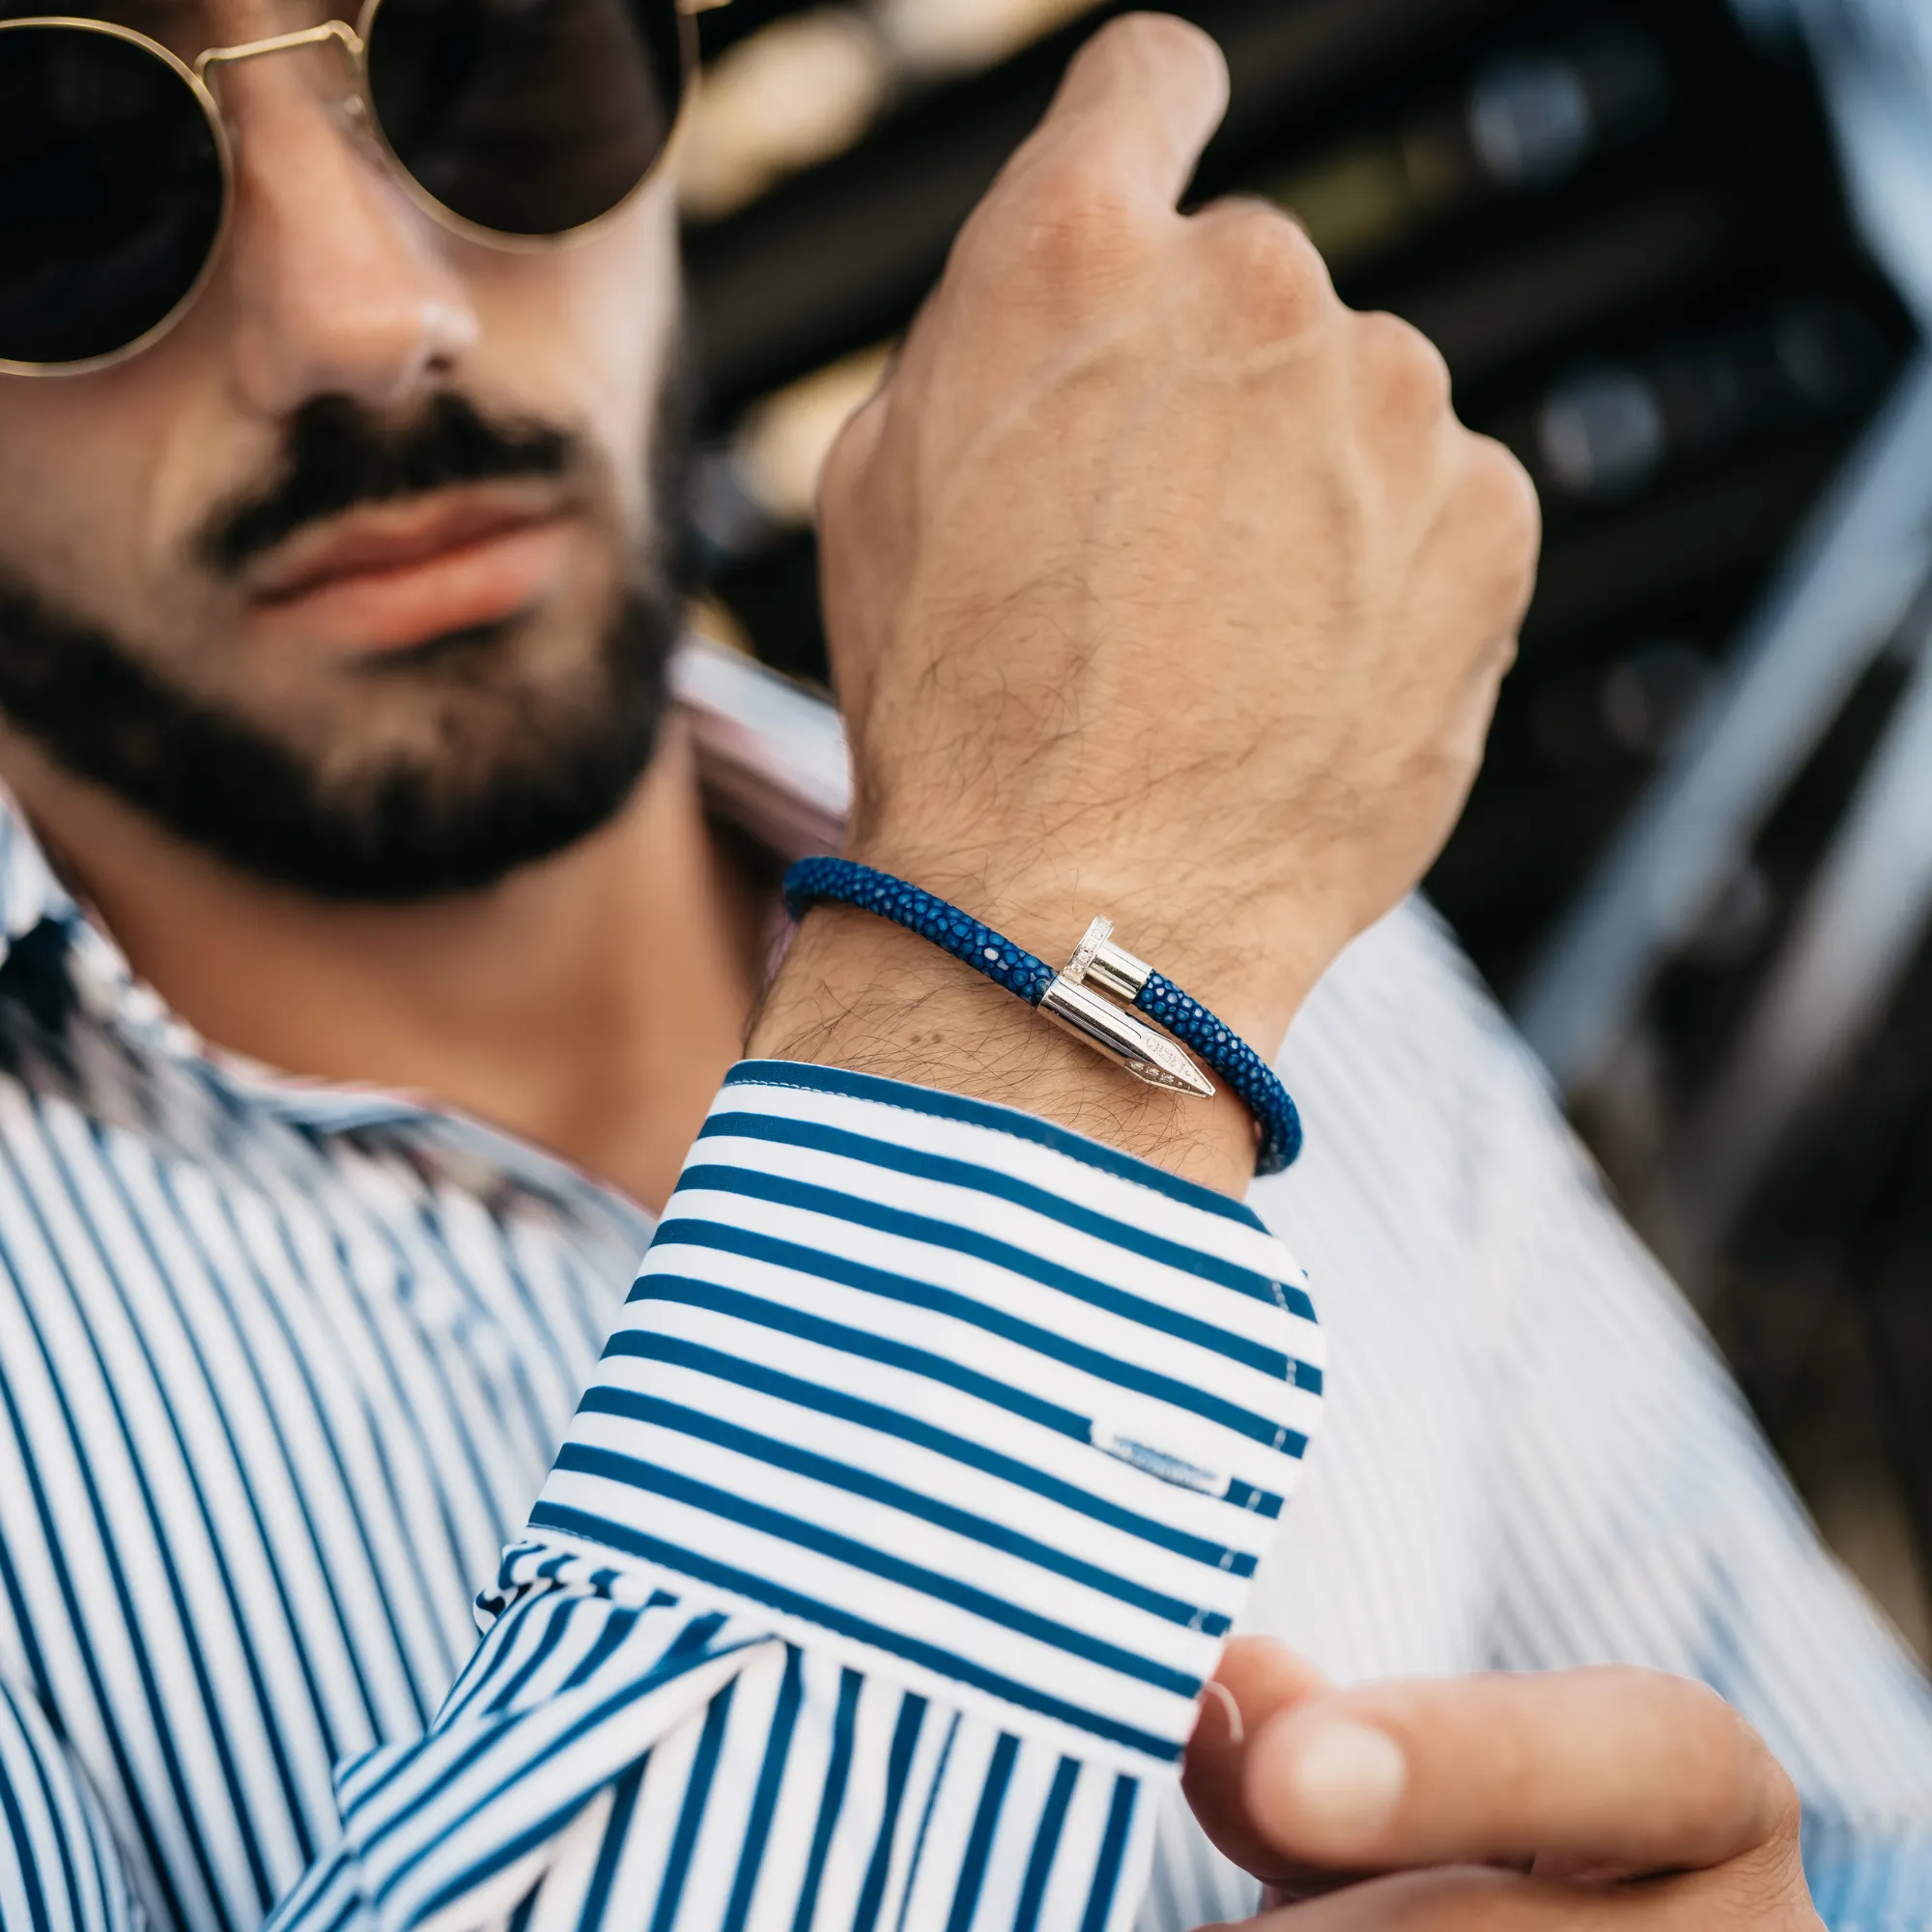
0, 411, 240, 651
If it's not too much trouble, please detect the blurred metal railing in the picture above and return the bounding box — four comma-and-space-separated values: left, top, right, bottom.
1669, 585, 1932, 1249
1517, 347, 1932, 1122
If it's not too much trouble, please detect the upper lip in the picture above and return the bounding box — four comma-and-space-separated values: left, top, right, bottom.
243, 480, 570, 603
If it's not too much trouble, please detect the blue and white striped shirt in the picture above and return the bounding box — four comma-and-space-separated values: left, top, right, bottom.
0, 644, 1925, 1932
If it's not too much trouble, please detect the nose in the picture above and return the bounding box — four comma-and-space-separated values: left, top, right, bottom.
213, 43, 482, 418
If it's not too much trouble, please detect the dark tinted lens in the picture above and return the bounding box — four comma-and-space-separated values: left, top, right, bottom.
0, 25, 224, 367
366, 0, 683, 237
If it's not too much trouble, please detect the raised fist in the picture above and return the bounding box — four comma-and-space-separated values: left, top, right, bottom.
817, 14, 1540, 1052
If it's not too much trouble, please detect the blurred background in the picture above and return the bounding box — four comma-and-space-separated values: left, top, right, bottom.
676, 0, 1932, 1657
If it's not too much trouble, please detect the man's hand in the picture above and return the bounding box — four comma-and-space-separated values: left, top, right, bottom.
753, 14, 1540, 1190
1182, 1637, 1821, 1928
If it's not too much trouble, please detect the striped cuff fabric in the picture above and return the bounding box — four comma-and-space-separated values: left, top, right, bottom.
279, 1062, 1324, 1932
533, 1061, 1324, 1771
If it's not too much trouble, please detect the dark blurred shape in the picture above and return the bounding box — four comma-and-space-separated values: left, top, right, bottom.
0, 22, 225, 366
367, 0, 682, 236
1267, 21, 1666, 273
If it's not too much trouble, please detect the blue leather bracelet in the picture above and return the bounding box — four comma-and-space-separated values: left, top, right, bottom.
781, 856, 1302, 1176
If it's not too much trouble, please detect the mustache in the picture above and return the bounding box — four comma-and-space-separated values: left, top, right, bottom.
200, 391, 579, 577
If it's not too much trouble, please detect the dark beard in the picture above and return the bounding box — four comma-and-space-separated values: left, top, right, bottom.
0, 375, 696, 903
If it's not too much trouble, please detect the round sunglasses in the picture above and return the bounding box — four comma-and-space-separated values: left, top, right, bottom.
0, 0, 699, 376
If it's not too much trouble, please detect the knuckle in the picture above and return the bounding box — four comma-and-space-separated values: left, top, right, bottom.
1463, 434, 1544, 572
1199, 200, 1333, 329
1005, 155, 1148, 288
1359, 310, 1453, 418
815, 389, 891, 526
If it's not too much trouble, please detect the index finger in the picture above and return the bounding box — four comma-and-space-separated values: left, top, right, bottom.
997, 13, 1231, 214
1241, 1668, 1793, 1879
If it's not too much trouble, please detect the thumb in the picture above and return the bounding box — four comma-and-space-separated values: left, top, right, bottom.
1183, 1638, 1330, 1886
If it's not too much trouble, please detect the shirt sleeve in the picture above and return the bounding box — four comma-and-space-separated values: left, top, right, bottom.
1453, 978, 1932, 1928
267, 1061, 1325, 1932
0, 1677, 148, 1932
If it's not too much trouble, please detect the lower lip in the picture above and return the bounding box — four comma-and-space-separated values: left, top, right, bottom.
245, 517, 580, 656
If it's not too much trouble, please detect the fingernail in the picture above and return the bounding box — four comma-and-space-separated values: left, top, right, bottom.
1264, 1718, 1406, 1843
1199, 1677, 1245, 1745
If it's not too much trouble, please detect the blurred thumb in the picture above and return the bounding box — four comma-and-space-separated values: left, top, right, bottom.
1182, 1637, 1330, 1885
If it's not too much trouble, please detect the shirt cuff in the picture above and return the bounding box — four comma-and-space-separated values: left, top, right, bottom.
528, 1059, 1325, 1775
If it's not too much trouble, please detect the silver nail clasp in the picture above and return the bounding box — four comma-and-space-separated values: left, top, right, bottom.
1037, 918, 1214, 1099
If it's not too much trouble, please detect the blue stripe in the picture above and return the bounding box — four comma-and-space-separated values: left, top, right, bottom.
853, 1694, 926, 1932
624, 1275, 1088, 1440
1015, 1758, 1080, 1932
438, 1594, 560, 1731
696, 1111, 1314, 1320
344, 1609, 734, 1840
898, 1712, 961, 1932
600, 1330, 1270, 1567
1080, 1776, 1137, 1932
6, 1122, 286, 1913
648, 1678, 736, 1932
724, 1063, 1269, 1232
192, 1154, 463, 1703
946, 1732, 1018, 1932
526, 1501, 1189, 1763
83, 1125, 368, 1775
791, 1669, 861, 1932
580, 1754, 648, 1932
644, 1224, 1309, 1454
140, 1149, 410, 1733
575, 1387, 1233, 1633
399, 1781, 613, 1926
236, 1148, 476, 1688
42, 1121, 324, 1858
562, 1605, 639, 1693
0, 1690, 58, 1932
549, 1443, 1211, 1690
721, 1648, 803, 1932
0, 1175, 228, 1931
378, 1621, 750, 1921
676, 1162, 1298, 1375
398, 1198, 562, 1458
482, 1597, 579, 1715
334, 1189, 540, 1619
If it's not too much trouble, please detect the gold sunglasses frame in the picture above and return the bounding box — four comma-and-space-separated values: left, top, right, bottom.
0, 0, 710, 378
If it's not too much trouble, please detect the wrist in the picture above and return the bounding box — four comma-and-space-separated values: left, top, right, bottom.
750, 875, 1307, 1196
840, 834, 1330, 1053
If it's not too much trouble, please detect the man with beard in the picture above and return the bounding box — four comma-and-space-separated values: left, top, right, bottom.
0, 7, 1925, 1932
